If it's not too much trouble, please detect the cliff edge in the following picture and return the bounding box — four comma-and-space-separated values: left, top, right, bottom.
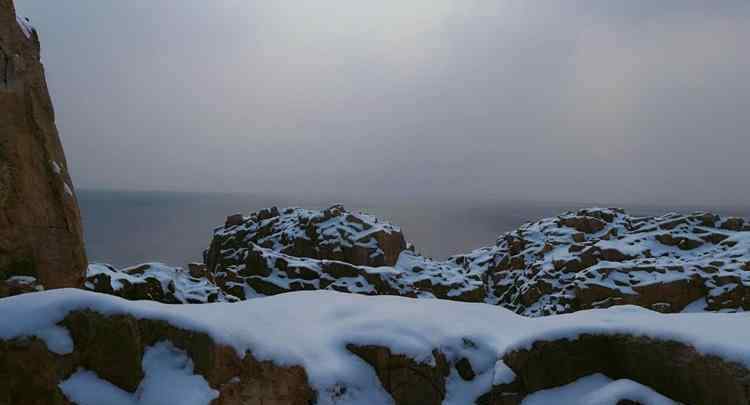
0, 0, 86, 292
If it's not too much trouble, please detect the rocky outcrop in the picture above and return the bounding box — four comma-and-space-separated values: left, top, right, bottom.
199, 204, 484, 302
458, 208, 750, 316
206, 204, 407, 272
84, 263, 237, 304
202, 206, 750, 316
91, 207, 750, 317
0, 0, 86, 294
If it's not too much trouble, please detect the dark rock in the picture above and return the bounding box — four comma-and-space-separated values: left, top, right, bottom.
559, 216, 607, 234
225, 214, 244, 227
455, 357, 476, 381
503, 334, 750, 405
347, 344, 449, 405
721, 217, 745, 231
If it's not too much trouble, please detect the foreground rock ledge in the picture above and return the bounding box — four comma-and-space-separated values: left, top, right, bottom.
0, 0, 87, 293
2, 293, 750, 405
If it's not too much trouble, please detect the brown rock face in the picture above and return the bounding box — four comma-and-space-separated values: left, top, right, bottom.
503, 334, 750, 405
0, 310, 317, 405
0, 0, 86, 291
206, 205, 407, 275
0, 337, 73, 405
347, 344, 450, 405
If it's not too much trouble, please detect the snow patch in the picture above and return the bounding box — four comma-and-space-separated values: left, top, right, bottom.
50, 160, 63, 175
521, 374, 677, 405
15, 15, 33, 39
59, 341, 218, 405
492, 360, 516, 385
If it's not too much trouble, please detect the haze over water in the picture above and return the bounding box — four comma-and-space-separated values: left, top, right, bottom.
80, 190, 750, 268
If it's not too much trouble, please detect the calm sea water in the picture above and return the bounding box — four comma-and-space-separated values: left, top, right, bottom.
78, 189, 750, 268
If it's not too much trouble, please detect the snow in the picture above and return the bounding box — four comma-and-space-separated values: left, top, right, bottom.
15, 15, 33, 39
47, 160, 74, 196
682, 297, 708, 313
6, 275, 37, 285
136, 341, 219, 405
444, 366, 495, 405
86, 263, 236, 303
50, 160, 63, 175
59, 341, 218, 405
60, 370, 136, 405
2, 289, 749, 404
521, 374, 677, 405
492, 360, 516, 385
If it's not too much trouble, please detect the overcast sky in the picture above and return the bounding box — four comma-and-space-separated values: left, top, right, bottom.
14, 1, 750, 206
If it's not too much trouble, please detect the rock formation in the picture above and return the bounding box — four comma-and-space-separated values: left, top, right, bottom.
87, 206, 750, 318
205, 204, 407, 271
3, 289, 750, 404
0, 0, 86, 294
460, 208, 750, 315
201, 204, 484, 301
85, 263, 237, 304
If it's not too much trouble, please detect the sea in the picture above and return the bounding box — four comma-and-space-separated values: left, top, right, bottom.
78, 189, 750, 268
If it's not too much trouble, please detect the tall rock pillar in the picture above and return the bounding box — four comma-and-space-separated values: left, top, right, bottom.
0, 0, 87, 290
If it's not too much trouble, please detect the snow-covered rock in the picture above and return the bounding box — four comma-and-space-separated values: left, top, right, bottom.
85, 263, 238, 304
204, 206, 750, 315
458, 208, 750, 315
202, 204, 484, 302
88, 207, 750, 318
1, 289, 749, 404
206, 204, 407, 269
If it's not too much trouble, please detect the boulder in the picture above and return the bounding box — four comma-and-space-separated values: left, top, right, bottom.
559, 216, 607, 234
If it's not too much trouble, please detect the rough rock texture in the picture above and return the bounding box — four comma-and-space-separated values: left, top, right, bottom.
200, 204, 484, 302
84, 263, 238, 304
0, 0, 86, 293
0, 310, 317, 405
4, 308, 749, 404
0, 337, 72, 405
502, 334, 750, 405
206, 204, 407, 271
348, 344, 450, 405
92, 207, 750, 317
0, 308, 474, 405
458, 208, 750, 316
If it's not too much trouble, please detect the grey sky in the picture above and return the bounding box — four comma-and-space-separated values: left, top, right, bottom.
14, 1, 750, 206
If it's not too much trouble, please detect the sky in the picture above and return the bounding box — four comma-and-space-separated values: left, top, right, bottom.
14, 0, 750, 206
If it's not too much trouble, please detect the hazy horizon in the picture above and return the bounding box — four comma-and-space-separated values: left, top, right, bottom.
15, 1, 750, 207
78, 188, 750, 267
